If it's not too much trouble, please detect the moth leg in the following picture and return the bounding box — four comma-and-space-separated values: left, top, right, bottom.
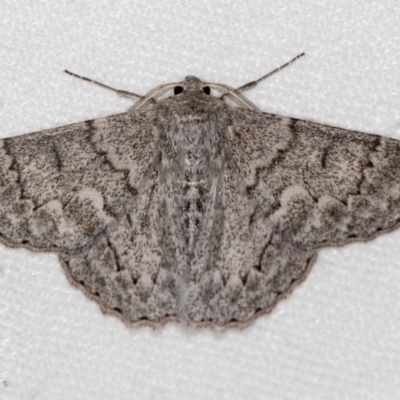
64, 69, 144, 100
221, 52, 305, 101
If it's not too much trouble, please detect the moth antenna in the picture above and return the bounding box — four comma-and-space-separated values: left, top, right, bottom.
221, 52, 305, 101
131, 82, 180, 110
64, 69, 144, 100
208, 83, 260, 110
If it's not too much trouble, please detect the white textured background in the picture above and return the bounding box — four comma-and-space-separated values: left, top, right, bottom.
1, 1, 400, 399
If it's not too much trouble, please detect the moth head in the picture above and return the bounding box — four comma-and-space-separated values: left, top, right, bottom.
173, 76, 211, 96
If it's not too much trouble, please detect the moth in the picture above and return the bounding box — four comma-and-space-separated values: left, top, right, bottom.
1, 54, 399, 328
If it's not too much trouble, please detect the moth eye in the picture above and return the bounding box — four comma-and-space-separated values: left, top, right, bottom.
174, 86, 184, 95
203, 86, 211, 95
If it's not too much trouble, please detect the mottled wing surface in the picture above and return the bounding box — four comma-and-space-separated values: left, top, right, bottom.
3, 100, 399, 328
186, 109, 400, 327
0, 109, 179, 324
232, 109, 400, 246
